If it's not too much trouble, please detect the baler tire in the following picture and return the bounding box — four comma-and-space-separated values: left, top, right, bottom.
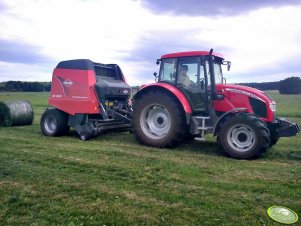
132, 90, 186, 147
40, 109, 69, 136
218, 113, 270, 159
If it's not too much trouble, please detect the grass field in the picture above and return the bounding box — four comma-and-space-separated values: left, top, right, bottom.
0, 91, 300, 226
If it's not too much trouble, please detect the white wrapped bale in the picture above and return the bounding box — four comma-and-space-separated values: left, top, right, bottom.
0, 100, 34, 127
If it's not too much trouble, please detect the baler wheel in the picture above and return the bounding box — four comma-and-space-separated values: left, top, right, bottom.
218, 113, 270, 159
132, 90, 186, 147
40, 109, 69, 136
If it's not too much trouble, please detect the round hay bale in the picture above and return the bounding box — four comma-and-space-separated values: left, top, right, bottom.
0, 100, 34, 127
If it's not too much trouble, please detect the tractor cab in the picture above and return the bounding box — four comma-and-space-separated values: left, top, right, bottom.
157, 51, 225, 114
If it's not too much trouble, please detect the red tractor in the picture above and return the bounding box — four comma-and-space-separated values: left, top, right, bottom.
131, 49, 299, 159
41, 50, 300, 159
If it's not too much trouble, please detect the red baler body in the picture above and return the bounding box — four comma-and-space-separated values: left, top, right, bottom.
49, 68, 100, 115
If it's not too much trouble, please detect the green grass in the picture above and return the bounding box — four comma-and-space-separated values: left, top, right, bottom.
0, 91, 300, 226
266, 90, 301, 118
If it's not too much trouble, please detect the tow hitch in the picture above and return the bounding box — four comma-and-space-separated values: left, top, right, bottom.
273, 118, 300, 137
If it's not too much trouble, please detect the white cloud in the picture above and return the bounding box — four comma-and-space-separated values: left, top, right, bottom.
1, 0, 144, 58
0, 61, 53, 81
0, 0, 300, 84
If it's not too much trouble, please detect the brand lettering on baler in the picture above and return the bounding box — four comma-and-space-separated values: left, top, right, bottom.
63, 79, 73, 87
51, 94, 62, 98
71, 96, 88, 99
55, 76, 74, 97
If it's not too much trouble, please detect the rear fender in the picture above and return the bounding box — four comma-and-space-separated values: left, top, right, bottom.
134, 83, 192, 124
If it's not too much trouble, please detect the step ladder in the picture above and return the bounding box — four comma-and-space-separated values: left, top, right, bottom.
192, 116, 213, 142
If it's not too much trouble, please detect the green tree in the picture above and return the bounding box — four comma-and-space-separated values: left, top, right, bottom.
279, 76, 301, 94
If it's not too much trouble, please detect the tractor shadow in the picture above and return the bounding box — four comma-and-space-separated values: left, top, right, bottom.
176, 137, 227, 158
67, 129, 228, 158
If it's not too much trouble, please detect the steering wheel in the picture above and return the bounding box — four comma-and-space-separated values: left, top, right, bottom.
193, 78, 202, 85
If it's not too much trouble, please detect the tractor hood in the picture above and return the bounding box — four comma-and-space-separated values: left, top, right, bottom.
214, 84, 276, 122
216, 84, 274, 103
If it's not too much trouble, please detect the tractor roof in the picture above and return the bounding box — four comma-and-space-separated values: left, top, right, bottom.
160, 51, 224, 59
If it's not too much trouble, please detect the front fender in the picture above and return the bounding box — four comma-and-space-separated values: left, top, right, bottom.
213, 108, 247, 136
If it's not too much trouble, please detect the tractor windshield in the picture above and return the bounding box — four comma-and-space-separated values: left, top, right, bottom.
213, 62, 223, 84
206, 59, 223, 85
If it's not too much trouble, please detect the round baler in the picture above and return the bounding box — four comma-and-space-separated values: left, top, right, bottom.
40, 59, 132, 140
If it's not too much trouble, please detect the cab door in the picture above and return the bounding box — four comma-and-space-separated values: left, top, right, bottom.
176, 57, 208, 113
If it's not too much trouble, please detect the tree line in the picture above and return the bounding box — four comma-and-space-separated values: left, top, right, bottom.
237, 81, 279, 91
0, 76, 300, 94
0, 81, 51, 92
238, 76, 301, 94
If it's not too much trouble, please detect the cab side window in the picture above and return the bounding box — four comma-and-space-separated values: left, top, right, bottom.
177, 57, 205, 89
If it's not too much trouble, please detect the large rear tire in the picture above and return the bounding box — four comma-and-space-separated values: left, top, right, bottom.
132, 91, 187, 147
218, 113, 270, 159
40, 109, 69, 136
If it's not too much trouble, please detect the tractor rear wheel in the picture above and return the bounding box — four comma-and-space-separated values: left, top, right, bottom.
218, 113, 270, 159
40, 109, 69, 136
132, 91, 186, 147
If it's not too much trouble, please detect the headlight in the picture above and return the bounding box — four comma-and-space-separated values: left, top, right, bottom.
269, 102, 276, 112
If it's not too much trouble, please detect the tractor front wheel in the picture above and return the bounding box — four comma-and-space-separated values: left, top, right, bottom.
218, 113, 270, 159
40, 109, 69, 136
132, 91, 187, 147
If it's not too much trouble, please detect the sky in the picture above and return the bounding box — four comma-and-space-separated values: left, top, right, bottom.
0, 0, 301, 85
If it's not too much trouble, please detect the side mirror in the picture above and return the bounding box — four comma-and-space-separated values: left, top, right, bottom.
227, 61, 231, 71
153, 72, 158, 82
156, 60, 160, 65
223, 61, 231, 71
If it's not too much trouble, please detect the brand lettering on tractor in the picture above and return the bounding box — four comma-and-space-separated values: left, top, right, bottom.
122, 89, 129, 95
225, 88, 264, 102
63, 79, 73, 87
